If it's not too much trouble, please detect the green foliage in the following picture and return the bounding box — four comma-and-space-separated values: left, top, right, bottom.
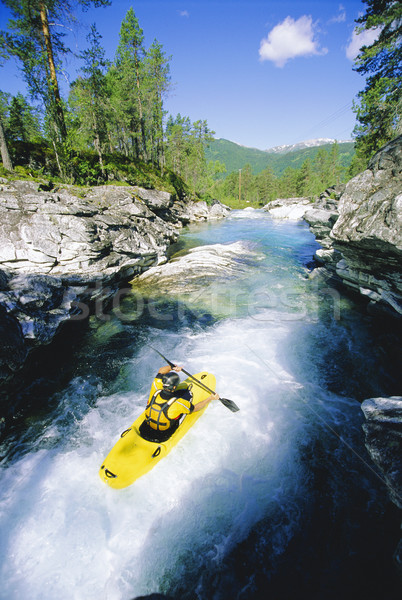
2, 0, 398, 206
110, 7, 147, 160
0, 0, 110, 164
165, 114, 215, 198
9, 139, 58, 175
205, 138, 356, 177
0, 6, 199, 199
0, 138, 189, 197
212, 142, 351, 208
68, 24, 110, 176
1, 91, 42, 142
4, 3, 357, 207
352, 0, 402, 160
143, 39, 171, 169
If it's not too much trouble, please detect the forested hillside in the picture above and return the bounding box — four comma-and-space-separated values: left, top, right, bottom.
205, 138, 355, 177
0, 1, 400, 209
206, 138, 361, 208
0, 4, 214, 199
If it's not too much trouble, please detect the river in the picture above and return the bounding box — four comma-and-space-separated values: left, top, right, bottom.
0, 210, 400, 600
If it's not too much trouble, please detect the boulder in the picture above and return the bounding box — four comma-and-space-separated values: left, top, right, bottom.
175, 199, 231, 223
304, 209, 339, 248
361, 396, 402, 574
133, 241, 260, 296
263, 197, 313, 220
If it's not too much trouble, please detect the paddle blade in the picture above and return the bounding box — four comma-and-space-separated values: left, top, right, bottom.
219, 397, 240, 412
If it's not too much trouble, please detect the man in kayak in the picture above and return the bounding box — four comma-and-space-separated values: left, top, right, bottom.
139, 364, 219, 442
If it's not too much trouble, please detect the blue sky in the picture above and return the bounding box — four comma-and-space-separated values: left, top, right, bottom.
0, 0, 378, 150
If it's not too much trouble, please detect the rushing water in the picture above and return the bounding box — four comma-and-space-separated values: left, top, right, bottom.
0, 210, 400, 600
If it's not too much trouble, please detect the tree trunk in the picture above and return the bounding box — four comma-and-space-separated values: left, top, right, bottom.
52, 139, 63, 177
134, 56, 147, 160
0, 115, 13, 171
94, 134, 105, 177
39, 1, 67, 141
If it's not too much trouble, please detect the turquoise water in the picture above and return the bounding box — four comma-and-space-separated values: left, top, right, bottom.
0, 210, 400, 600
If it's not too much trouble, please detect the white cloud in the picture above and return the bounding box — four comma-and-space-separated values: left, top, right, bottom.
346, 27, 381, 61
259, 15, 328, 68
329, 9, 346, 24
178, 10, 189, 18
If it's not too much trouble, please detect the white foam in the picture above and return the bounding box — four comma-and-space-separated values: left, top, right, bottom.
0, 214, 363, 600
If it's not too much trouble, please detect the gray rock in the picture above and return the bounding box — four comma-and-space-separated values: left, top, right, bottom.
0, 182, 230, 393
0, 184, 178, 278
304, 209, 339, 248
361, 395, 402, 573
0, 303, 27, 383
304, 135, 402, 316
134, 241, 260, 295
132, 241, 261, 319
263, 197, 313, 220
133, 186, 172, 211
178, 199, 231, 222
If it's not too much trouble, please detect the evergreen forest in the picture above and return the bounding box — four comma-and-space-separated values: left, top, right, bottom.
0, 1, 400, 208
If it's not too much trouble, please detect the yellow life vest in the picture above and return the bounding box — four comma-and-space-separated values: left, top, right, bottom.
145, 384, 193, 431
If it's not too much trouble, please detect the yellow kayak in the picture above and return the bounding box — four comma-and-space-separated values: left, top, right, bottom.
99, 372, 216, 489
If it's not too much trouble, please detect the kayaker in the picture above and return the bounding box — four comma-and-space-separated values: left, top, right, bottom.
139, 364, 219, 442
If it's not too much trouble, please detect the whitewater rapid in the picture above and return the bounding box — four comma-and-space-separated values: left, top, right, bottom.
0, 210, 398, 600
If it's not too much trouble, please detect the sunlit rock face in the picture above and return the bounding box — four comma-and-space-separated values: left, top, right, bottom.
0, 180, 229, 390
264, 197, 313, 220
329, 136, 402, 315
133, 241, 260, 294
306, 136, 402, 317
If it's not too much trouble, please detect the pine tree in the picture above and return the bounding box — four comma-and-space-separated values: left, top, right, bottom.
143, 39, 171, 171
69, 24, 110, 176
353, 0, 402, 160
278, 167, 298, 198
114, 7, 147, 160
165, 114, 192, 176
8, 92, 42, 141
255, 166, 276, 204
0, 87, 13, 170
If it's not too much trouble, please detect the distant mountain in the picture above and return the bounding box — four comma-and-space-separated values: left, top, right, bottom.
266, 138, 353, 154
205, 138, 355, 178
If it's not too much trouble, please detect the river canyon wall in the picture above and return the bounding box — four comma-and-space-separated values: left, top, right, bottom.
0, 180, 229, 404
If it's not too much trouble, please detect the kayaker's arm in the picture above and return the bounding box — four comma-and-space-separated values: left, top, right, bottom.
158, 364, 183, 375
193, 392, 219, 412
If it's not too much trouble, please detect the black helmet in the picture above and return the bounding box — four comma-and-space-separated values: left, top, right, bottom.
162, 371, 180, 392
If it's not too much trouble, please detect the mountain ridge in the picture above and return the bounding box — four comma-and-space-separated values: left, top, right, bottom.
206, 137, 355, 178
265, 137, 353, 154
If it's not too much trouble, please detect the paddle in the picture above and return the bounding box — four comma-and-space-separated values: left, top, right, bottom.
149, 346, 240, 413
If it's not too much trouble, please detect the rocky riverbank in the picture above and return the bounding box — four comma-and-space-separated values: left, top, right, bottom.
1, 140, 401, 576
0, 179, 229, 404
264, 135, 402, 574
264, 136, 402, 319
306, 136, 401, 318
